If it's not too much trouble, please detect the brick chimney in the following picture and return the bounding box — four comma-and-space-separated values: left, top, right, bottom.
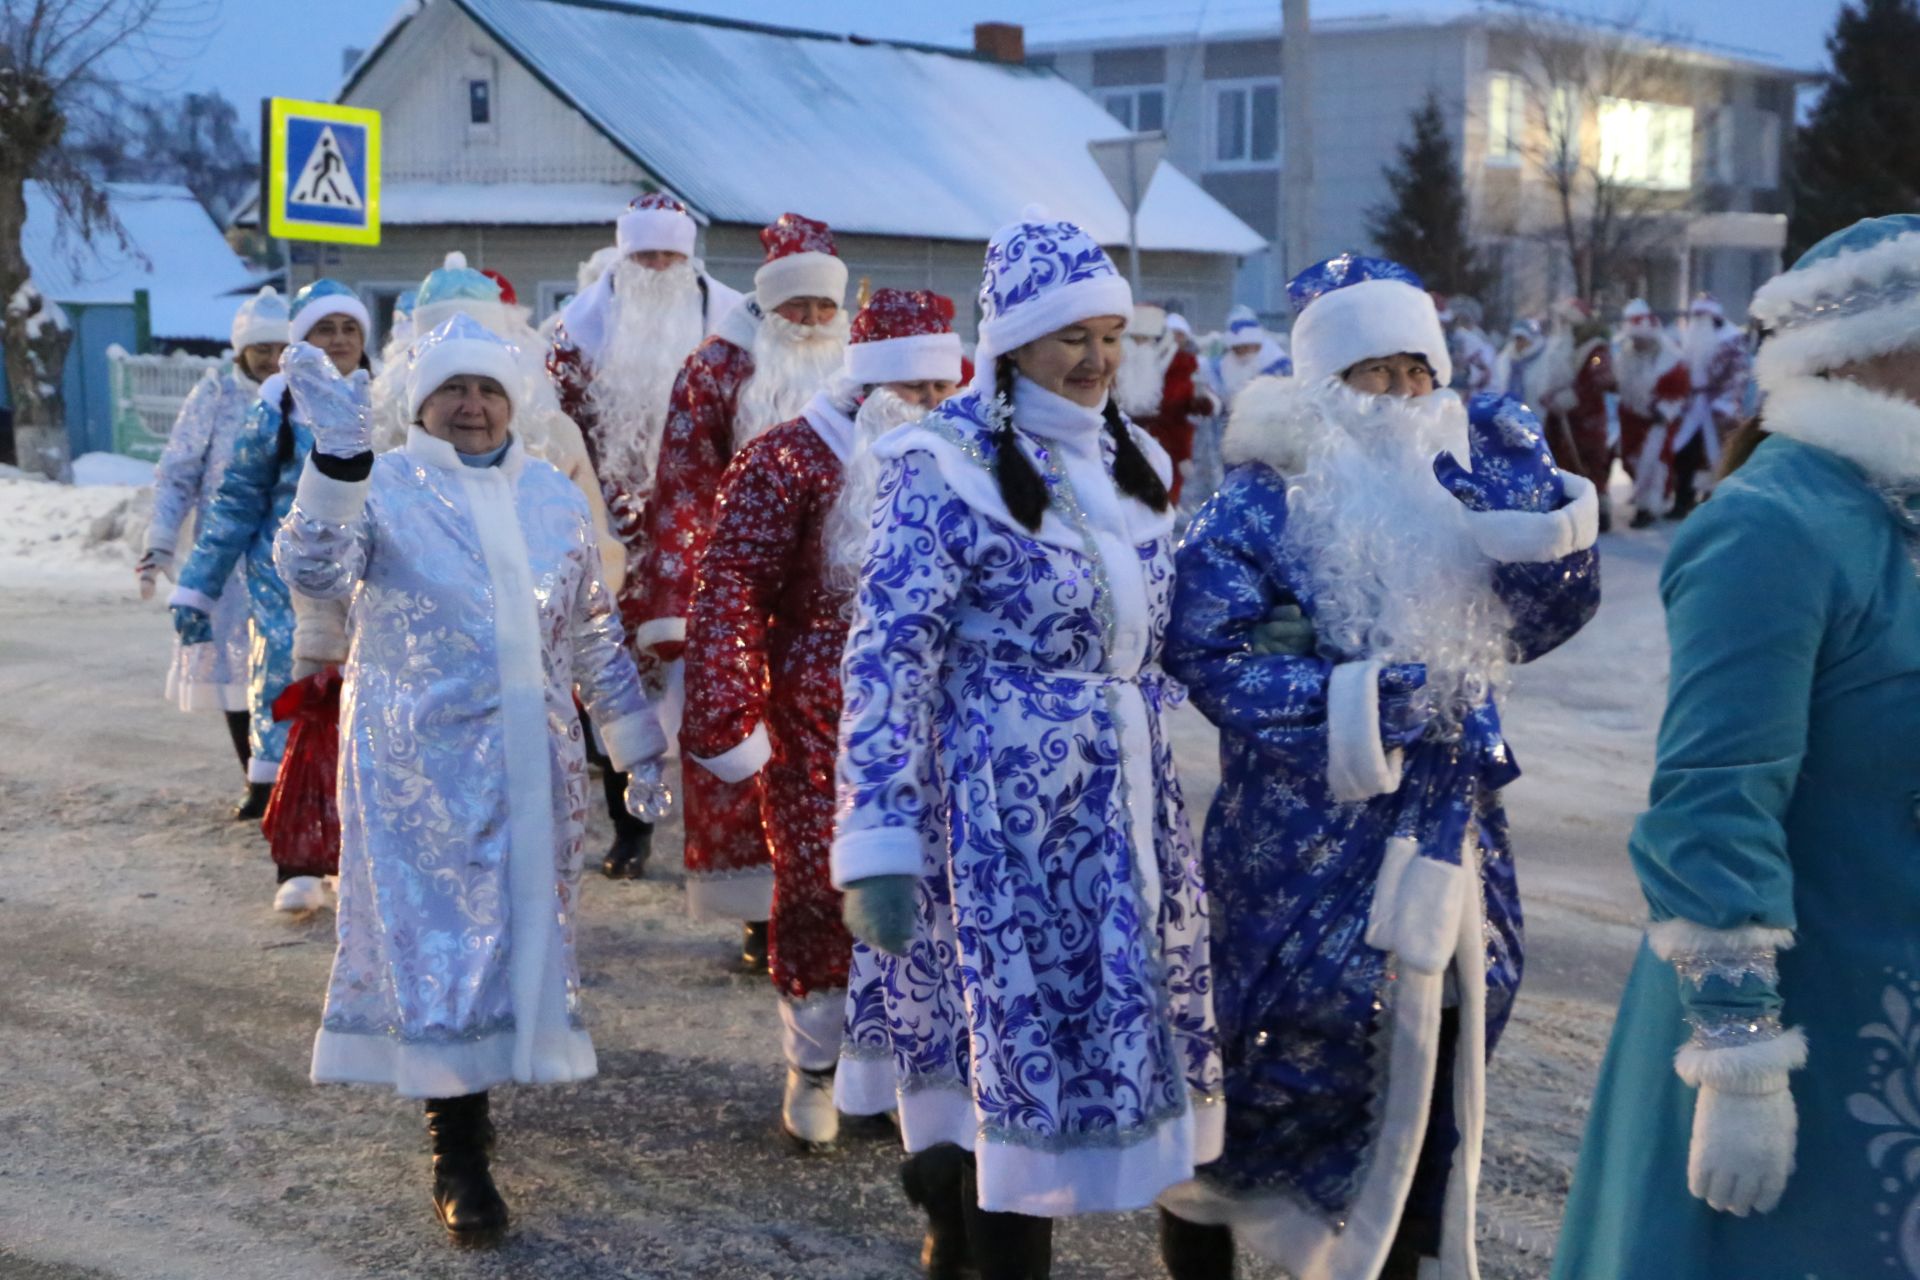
974, 22, 1025, 64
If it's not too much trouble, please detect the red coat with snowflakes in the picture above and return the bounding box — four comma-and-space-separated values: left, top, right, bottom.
683, 417, 852, 997
1616, 349, 1690, 483
1132, 349, 1211, 504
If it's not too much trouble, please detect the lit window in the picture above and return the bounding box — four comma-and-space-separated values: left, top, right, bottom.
468, 79, 491, 126
1210, 80, 1281, 167
1487, 72, 1525, 163
1547, 86, 1580, 164
1103, 87, 1165, 133
1598, 98, 1694, 190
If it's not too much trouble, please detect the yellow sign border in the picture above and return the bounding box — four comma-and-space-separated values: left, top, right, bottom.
267, 97, 381, 246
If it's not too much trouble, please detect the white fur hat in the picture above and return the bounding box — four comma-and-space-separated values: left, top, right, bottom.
1132, 303, 1168, 339
406, 313, 521, 421
754, 212, 847, 312
1750, 215, 1920, 385
617, 192, 698, 258
973, 211, 1133, 375
231, 286, 290, 351
1287, 254, 1452, 387
846, 288, 962, 385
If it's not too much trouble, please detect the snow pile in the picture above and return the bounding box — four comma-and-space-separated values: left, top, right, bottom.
0, 467, 151, 592
73, 451, 157, 487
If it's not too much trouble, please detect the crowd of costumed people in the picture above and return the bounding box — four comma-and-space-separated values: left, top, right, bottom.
138, 193, 1918, 1280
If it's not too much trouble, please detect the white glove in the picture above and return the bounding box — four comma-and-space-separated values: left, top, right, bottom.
624, 759, 675, 823
136, 548, 173, 600
1688, 1081, 1796, 1216
280, 342, 373, 458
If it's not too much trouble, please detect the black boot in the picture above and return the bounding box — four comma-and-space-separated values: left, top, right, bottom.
425, 1092, 508, 1246
901, 1143, 974, 1279
740, 920, 771, 975
1158, 1207, 1235, 1280
224, 710, 252, 772
599, 762, 653, 878
232, 781, 273, 821
960, 1156, 1052, 1279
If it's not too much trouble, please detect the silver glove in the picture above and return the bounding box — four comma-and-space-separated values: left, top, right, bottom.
280, 342, 373, 458
624, 759, 676, 823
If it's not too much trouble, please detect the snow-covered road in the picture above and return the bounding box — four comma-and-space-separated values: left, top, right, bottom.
0, 471, 1667, 1277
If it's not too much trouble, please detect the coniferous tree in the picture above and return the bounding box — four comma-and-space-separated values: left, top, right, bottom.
1366, 90, 1493, 300
1790, 0, 1920, 256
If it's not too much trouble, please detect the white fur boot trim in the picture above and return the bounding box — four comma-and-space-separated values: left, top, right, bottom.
783, 1065, 840, 1147
273, 875, 328, 913
1677, 1027, 1808, 1094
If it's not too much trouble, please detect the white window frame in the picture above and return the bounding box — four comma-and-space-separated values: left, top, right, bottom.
1754, 109, 1782, 190
1598, 97, 1694, 191
1101, 85, 1167, 135
536, 281, 577, 324
1486, 72, 1525, 166
465, 51, 497, 143
1206, 77, 1282, 171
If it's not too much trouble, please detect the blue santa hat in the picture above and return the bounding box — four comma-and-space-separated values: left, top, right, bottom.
412, 252, 506, 334
1750, 214, 1920, 387
289, 278, 371, 344
1286, 253, 1452, 388
1225, 304, 1264, 339
406, 313, 522, 421
230, 286, 290, 351
973, 207, 1134, 375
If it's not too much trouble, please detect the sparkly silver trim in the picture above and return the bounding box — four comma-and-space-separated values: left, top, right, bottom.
1771, 276, 1920, 332
1685, 1010, 1786, 1050
1669, 948, 1781, 991
320, 1012, 518, 1044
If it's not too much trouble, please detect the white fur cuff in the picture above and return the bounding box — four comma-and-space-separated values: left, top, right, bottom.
1326, 661, 1404, 803
1648, 919, 1797, 962
630, 616, 687, 652
1677, 1027, 1808, 1095
294, 461, 372, 526
691, 722, 771, 783
1364, 837, 1467, 975
830, 826, 923, 889
247, 756, 280, 784
598, 709, 668, 772
1461, 472, 1599, 564
167, 583, 219, 613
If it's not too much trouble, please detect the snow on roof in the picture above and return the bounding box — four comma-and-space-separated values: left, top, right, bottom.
438, 0, 1264, 255
23, 183, 259, 341
381, 181, 648, 225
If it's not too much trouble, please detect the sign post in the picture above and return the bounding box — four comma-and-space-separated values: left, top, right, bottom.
264, 97, 382, 252
1088, 131, 1167, 293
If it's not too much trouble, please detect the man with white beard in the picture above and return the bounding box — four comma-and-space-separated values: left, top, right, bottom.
631, 211, 850, 966
1613, 299, 1692, 527
547, 196, 742, 879
679, 288, 961, 1149
1161, 254, 1600, 1280
1208, 304, 1291, 411
1670, 294, 1753, 519
1115, 302, 1217, 504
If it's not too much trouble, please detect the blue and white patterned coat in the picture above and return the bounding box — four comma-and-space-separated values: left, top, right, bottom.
830, 378, 1223, 1217
1160, 390, 1600, 1277
147, 367, 261, 713
273, 429, 662, 1098
172, 376, 311, 780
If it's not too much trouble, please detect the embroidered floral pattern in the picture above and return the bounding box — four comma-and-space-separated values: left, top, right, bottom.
1847, 970, 1920, 1277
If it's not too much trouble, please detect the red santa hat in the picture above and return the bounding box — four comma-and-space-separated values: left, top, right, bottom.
755, 212, 848, 312
1621, 298, 1659, 330
617, 192, 698, 258
846, 288, 962, 385
480, 269, 517, 306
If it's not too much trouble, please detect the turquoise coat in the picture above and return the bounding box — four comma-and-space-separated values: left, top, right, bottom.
1555, 435, 1920, 1279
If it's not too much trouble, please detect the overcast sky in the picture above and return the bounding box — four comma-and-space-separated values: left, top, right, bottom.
172, 0, 1847, 130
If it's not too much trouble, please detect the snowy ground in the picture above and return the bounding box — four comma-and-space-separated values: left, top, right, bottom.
0, 472, 1667, 1278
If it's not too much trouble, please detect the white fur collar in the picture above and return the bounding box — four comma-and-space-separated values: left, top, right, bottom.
712, 293, 761, 351
404, 424, 527, 478
1760, 375, 1920, 485
801, 390, 854, 465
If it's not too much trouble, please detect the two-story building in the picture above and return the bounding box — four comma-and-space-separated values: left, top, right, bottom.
1028, 1, 1810, 323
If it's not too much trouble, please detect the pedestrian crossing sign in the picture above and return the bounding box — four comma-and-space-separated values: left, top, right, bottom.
266, 98, 381, 246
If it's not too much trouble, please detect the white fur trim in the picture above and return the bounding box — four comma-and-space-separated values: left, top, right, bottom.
291, 594, 349, 666
1752, 229, 1920, 323
406, 334, 521, 420
1364, 838, 1467, 975
830, 826, 924, 888
293, 460, 371, 525
684, 868, 774, 922
597, 708, 667, 773
1752, 373, 1920, 485
846, 331, 963, 386
311, 1023, 595, 1098
754, 251, 848, 312
801, 391, 855, 464
289, 294, 371, 344
1647, 918, 1797, 961
973, 272, 1135, 373
1326, 661, 1405, 803
1458, 471, 1599, 564
1754, 294, 1920, 383
690, 721, 771, 784
1292, 278, 1453, 388
630, 616, 687, 652
712, 297, 760, 350
167, 583, 219, 613
233, 316, 290, 352
1676, 1027, 1809, 1094
616, 206, 697, 257
247, 755, 281, 783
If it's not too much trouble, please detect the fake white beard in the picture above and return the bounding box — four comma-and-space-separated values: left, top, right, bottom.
822, 386, 928, 602
1281, 383, 1513, 727
1684, 320, 1732, 383
1114, 334, 1177, 418
736, 309, 850, 446
1218, 348, 1268, 403
1615, 335, 1675, 413
588, 259, 707, 490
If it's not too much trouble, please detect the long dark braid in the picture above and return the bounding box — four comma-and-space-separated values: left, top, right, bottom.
991, 356, 1049, 530
1102, 397, 1170, 514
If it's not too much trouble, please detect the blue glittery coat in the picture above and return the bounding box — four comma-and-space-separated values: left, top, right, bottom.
1161, 390, 1599, 1276
829, 380, 1224, 1217
172, 375, 309, 778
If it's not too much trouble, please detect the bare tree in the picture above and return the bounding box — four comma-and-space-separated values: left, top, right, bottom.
1491, 1, 1698, 306
0, 0, 211, 476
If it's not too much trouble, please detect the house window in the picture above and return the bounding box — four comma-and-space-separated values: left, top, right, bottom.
1487, 72, 1525, 164
1103, 87, 1166, 133
1598, 97, 1694, 190
1710, 106, 1736, 183
468, 79, 492, 126
1547, 86, 1580, 164
1755, 109, 1782, 189
1209, 79, 1280, 168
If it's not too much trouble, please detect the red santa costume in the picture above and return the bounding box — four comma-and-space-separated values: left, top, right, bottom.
682, 287, 961, 1146
1612, 298, 1692, 526
1538, 297, 1619, 529
630, 212, 850, 926
1671, 294, 1753, 515
1113, 302, 1215, 504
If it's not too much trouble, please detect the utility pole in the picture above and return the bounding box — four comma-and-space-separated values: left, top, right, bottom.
1281, 0, 1314, 280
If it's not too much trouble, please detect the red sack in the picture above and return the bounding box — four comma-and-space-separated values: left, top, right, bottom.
262, 668, 342, 877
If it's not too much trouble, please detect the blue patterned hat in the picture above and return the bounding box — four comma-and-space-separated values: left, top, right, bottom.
1751, 214, 1920, 386
413, 251, 504, 333
973, 208, 1134, 375
1287, 253, 1451, 387
289, 278, 371, 344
